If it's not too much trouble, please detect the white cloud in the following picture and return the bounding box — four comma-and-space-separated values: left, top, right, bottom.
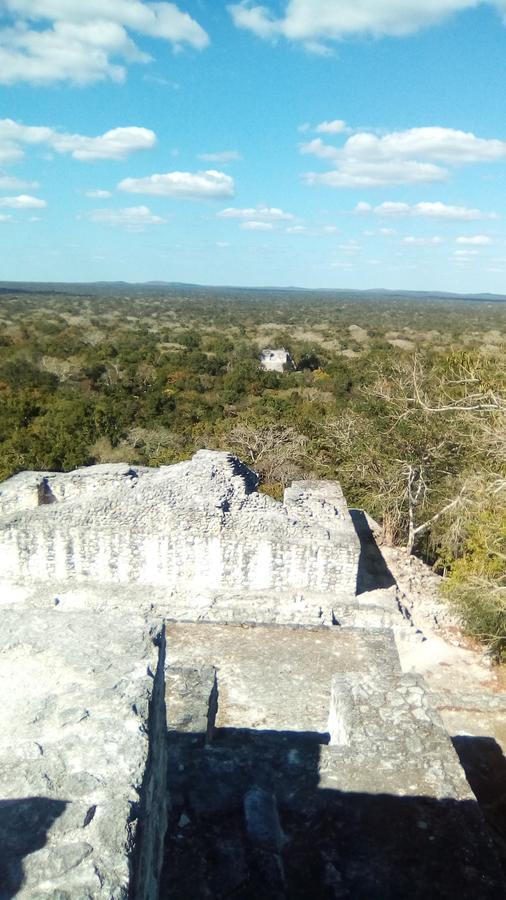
0, 1, 209, 85
229, 2, 505, 50
338, 240, 361, 254
0, 172, 38, 189
300, 138, 339, 160
301, 126, 506, 188
197, 150, 242, 163
330, 261, 353, 269
119, 169, 235, 199
88, 204, 166, 230
241, 220, 274, 230
403, 235, 444, 245
143, 73, 180, 88
286, 224, 307, 233
454, 248, 480, 256
85, 189, 113, 198
456, 234, 493, 244
315, 119, 348, 134
218, 204, 294, 221
0, 118, 156, 164
305, 160, 446, 188
0, 193, 46, 208
53, 126, 156, 160
352, 126, 506, 164
356, 201, 498, 221
0, 119, 52, 163
0, 213, 12, 221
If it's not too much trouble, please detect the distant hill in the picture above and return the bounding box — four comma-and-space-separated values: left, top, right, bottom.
0, 281, 505, 303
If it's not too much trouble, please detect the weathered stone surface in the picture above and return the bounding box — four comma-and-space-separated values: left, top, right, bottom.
259, 348, 294, 372
0, 609, 167, 899
1, 454, 504, 897
166, 622, 400, 734
162, 628, 504, 899
0, 452, 360, 602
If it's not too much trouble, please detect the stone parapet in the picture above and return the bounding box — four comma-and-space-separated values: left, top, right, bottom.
0, 452, 360, 601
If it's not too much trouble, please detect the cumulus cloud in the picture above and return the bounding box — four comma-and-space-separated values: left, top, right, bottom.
355, 201, 498, 221
315, 119, 348, 134
456, 234, 493, 244
301, 126, 506, 188
85, 189, 113, 198
300, 138, 340, 161
229, 1, 505, 51
54, 126, 157, 160
0, 119, 156, 164
241, 220, 274, 230
305, 160, 446, 188
0, 193, 46, 208
218, 205, 294, 221
118, 170, 235, 199
197, 150, 242, 163
0, 172, 37, 189
0, 1, 209, 85
403, 235, 444, 245
88, 204, 166, 230
0, 212, 12, 221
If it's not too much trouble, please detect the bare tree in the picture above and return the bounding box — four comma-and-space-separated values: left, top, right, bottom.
226, 422, 309, 486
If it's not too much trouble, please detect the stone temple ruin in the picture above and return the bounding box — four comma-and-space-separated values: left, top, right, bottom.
0, 451, 504, 898
258, 348, 294, 373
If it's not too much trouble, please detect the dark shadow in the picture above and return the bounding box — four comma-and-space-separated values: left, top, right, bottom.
160, 728, 504, 900
38, 477, 57, 505
0, 797, 67, 897
349, 508, 396, 594
452, 735, 506, 874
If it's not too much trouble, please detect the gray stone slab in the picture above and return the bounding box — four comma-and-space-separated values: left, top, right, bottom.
0, 608, 167, 899
166, 622, 401, 734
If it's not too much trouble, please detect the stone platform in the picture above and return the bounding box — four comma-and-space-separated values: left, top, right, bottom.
162, 622, 504, 899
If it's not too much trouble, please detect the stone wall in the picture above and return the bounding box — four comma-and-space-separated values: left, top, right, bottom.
0, 452, 360, 601
0, 608, 168, 898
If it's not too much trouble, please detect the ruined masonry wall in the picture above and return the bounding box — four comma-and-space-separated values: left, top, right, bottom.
0, 452, 360, 596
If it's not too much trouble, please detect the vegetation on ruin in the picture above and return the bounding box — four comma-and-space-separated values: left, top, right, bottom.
0, 283, 504, 659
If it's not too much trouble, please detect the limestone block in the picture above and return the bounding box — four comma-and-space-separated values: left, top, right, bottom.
0, 452, 360, 601
327, 671, 474, 799
258, 348, 294, 372
0, 609, 167, 899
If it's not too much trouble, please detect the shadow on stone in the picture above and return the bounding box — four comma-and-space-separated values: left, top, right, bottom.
0, 796, 67, 897
350, 508, 396, 595
452, 735, 506, 874
161, 728, 503, 900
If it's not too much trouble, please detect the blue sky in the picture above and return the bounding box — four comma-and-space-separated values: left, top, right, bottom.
2, 1, 506, 291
